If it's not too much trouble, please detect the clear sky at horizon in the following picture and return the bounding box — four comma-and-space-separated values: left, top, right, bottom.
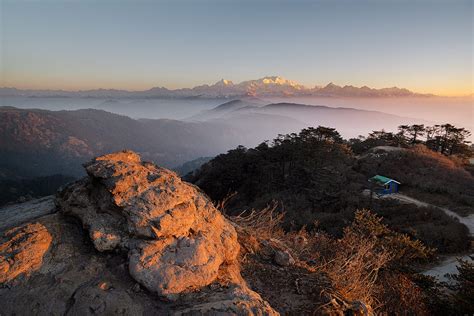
1, 0, 472, 95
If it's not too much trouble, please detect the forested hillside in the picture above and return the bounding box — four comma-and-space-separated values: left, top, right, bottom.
188, 126, 473, 254
0, 107, 244, 178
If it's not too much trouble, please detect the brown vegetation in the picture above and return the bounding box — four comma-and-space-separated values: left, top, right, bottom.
231, 207, 434, 314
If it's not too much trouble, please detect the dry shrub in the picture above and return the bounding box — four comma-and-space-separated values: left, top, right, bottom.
348, 209, 434, 267
377, 272, 430, 315
229, 206, 436, 314
230, 207, 390, 309
227, 203, 285, 254
411, 144, 465, 169
284, 227, 321, 260
304, 210, 434, 313
318, 228, 391, 308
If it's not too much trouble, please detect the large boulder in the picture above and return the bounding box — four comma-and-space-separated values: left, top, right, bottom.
56, 150, 240, 298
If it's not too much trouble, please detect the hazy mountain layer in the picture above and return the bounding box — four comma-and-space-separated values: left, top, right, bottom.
0, 76, 430, 98
0, 102, 429, 183
189, 99, 431, 138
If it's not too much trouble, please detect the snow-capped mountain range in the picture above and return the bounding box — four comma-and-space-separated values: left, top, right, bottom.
0, 76, 431, 98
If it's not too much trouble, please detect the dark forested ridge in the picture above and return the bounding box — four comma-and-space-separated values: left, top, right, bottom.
188, 125, 473, 254
0, 174, 75, 205
0, 106, 247, 178
350, 123, 472, 158
0, 103, 435, 180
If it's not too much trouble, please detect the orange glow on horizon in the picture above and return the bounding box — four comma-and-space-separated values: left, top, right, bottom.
1, 76, 472, 97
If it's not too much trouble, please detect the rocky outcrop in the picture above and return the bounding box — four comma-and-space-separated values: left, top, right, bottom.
0, 150, 277, 315
176, 284, 277, 315
0, 213, 160, 315
0, 222, 52, 283
57, 150, 240, 299
174, 264, 277, 315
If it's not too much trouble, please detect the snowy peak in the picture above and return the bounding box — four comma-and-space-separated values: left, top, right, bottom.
260, 76, 299, 86
233, 76, 306, 96
0, 77, 430, 98
241, 76, 304, 88
214, 79, 234, 87
314, 83, 419, 97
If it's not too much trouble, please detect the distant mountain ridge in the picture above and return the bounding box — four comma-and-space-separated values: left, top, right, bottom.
0, 76, 432, 98
1, 102, 430, 183
0, 106, 249, 179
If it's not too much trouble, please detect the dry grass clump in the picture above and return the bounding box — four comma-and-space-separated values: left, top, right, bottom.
227, 204, 285, 255
319, 229, 391, 308
377, 272, 430, 315
348, 209, 434, 266
320, 210, 433, 312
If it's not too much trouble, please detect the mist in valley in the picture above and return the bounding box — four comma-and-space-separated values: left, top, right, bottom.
0, 96, 223, 120
2, 95, 472, 144
267, 96, 474, 135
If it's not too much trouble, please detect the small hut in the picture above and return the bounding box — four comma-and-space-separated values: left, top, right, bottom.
369, 175, 400, 195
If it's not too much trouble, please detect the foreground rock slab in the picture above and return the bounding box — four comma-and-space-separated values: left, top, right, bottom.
0, 213, 159, 315
0, 196, 55, 231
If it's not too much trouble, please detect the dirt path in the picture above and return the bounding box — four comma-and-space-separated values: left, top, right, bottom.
422, 254, 473, 283
363, 190, 474, 281
385, 193, 474, 236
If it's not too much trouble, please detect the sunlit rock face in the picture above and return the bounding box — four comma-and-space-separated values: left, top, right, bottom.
0, 222, 52, 283
57, 150, 240, 298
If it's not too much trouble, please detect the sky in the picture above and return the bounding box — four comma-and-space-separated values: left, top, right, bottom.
1, 0, 472, 96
